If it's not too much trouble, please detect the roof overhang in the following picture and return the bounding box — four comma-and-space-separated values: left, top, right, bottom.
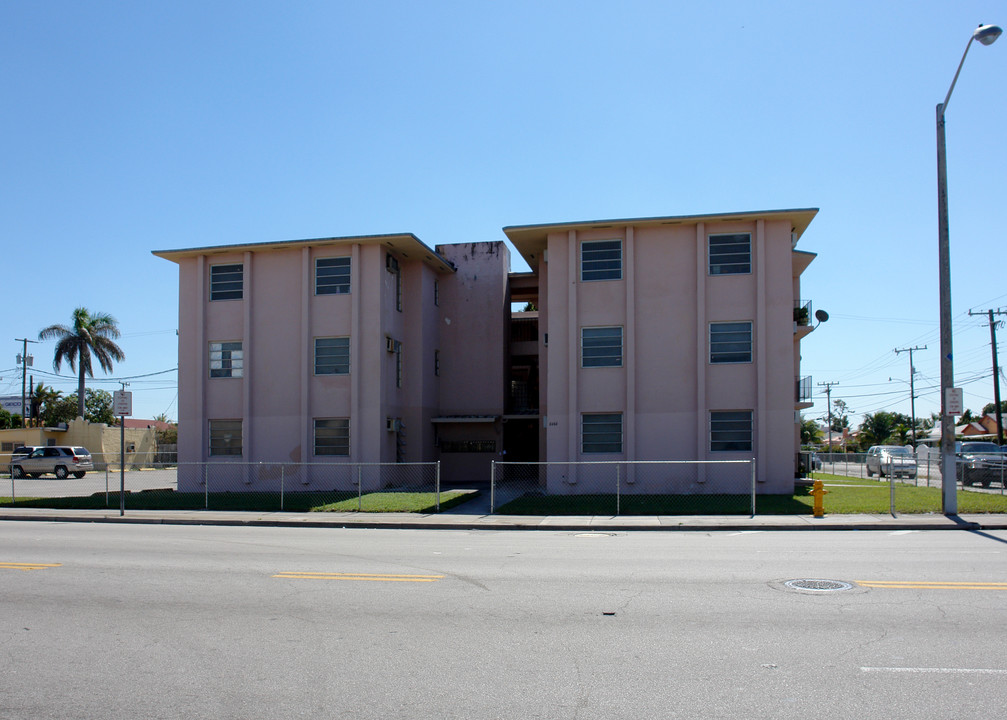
503, 208, 819, 271
153, 233, 457, 273
792, 249, 817, 276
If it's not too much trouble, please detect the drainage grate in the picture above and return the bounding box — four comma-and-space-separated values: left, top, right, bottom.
784, 579, 853, 592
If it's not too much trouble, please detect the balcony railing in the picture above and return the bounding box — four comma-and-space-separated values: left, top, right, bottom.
796, 375, 812, 403
794, 300, 812, 327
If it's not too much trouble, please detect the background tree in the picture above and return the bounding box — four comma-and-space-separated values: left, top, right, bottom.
858, 411, 899, 449
982, 401, 1007, 416
829, 398, 851, 434
39, 308, 125, 420
0, 408, 20, 430
41, 390, 116, 426
29, 383, 62, 427
800, 416, 821, 445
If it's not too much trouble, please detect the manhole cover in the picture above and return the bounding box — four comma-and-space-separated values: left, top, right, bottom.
784, 579, 853, 592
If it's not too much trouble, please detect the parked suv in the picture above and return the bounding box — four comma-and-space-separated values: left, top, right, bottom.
11, 446, 93, 479
6, 446, 41, 473
955, 441, 1007, 488
866, 445, 917, 479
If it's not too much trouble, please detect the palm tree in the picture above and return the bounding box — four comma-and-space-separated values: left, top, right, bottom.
39, 308, 125, 420
28, 383, 62, 427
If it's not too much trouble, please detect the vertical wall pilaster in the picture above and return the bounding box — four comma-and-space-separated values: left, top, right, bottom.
695, 223, 707, 481
625, 226, 636, 469
242, 251, 252, 460
301, 247, 310, 465
756, 220, 767, 480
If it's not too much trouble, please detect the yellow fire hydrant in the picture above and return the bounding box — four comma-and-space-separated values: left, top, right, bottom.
810, 479, 828, 518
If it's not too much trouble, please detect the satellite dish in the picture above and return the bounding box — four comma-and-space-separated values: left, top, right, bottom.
814, 309, 829, 323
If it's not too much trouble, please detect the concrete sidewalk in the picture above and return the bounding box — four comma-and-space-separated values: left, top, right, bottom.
1, 506, 1006, 531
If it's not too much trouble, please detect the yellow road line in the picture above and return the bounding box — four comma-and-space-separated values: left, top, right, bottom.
273, 572, 443, 582
857, 580, 1007, 590
0, 562, 62, 572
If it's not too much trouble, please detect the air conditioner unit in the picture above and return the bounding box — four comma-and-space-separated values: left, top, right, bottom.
386, 418, 400, 432
386, 255, 399, 273
386, 337, 396, 353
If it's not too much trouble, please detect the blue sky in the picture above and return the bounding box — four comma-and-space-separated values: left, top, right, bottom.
1, 1, 1004, 429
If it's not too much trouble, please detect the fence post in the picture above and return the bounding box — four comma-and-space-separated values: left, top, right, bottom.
435, 461, 441, 513
357, 464, 362, 512
280, 464, 285, 512
204, 463, 209, 509
105, 464, 109, 508
490, 461, 496, 514
751, 457, 757, 517
616, 464, 620, 517
10, 472, 14, 505
889, 456, 896, 518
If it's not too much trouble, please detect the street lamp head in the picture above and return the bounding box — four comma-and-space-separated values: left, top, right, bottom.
973, 24, 1002, 46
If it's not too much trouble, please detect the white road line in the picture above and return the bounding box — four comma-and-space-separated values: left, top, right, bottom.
861, 667, 1007, 675
888, 530, 917, 536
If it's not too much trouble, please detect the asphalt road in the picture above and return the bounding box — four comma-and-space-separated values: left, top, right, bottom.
2, 523, 1006, 719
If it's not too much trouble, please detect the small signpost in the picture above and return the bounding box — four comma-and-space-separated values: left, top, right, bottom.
945, 387, 964, 417
113, 389, 132, 516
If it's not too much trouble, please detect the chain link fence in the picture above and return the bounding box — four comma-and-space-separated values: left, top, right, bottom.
491, 459, 758, 515
2, 454, 442, 512
812, 451, 1007, 494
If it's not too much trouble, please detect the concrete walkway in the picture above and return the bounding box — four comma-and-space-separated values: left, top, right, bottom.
1, 506, 1005, 532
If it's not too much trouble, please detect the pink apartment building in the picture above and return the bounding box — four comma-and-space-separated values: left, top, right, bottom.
154, 207, 818, 494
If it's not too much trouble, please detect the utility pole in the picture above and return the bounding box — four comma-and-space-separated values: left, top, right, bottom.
969, 308, 1007, 445
894, 345, 927, 447
14, 338, 38, 428
818, 381, 839, 451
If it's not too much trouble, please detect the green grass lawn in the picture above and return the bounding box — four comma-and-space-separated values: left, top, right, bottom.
494, 473, 1007, 515
3, 474, 1006, 515
0, 489, 476, 514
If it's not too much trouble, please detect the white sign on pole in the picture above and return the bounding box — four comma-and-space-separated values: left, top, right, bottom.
113, 390, 133, 416
945, 387, 964, 417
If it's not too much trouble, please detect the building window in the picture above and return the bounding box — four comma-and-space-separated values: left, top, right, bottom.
710, 322, 753, 364
582, 413, 623, 454
434, 349, 440, 376
581, 326, 623, 367
209, 342, 243, 378
314, 337, 350, 375
210, 263, 243, 301
209, 420, 242, 456
315, 257, 350, 295
710, 411, 753, 452
581, 240, 622, 282
314, 418, 350, 456
709, 233, 751, 275
1, 442, 12, 452
434, 280, 439, 306
387, 254, 402, 311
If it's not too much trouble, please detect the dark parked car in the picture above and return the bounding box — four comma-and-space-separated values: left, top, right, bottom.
954, 441, 1007, 488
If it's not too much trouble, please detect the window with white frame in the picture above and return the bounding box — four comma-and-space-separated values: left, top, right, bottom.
708, 233, 751, 275
210, 263, 243, 300
710, 411, 752, 452
581, 240, 622, 281
314, 418, 350, 456
209, 342, 243, 378
314, 337, 350, 375
209, 420, 242, 456
581, 326, 623, 367
709, 322, 752, 364
315, 257, 350, 295
582, 413, 623, 454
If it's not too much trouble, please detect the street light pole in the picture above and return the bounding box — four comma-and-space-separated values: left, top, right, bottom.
936, 23, 1002, 516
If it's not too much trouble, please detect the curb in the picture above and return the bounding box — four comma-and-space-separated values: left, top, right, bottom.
1, 512, 1001, 532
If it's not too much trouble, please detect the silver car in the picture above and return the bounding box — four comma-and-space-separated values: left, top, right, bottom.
866, 445, 917, 479
11, 446, 93, 479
